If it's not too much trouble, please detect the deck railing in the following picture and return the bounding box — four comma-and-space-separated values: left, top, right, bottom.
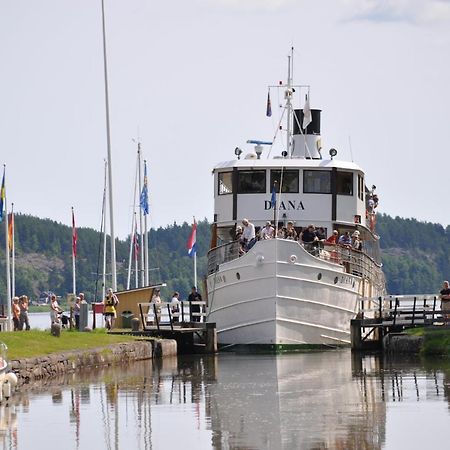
138, 301, 207, 331
207, 239, 385, 291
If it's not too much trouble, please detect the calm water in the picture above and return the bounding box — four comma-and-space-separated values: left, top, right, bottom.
1, 350, 450, 449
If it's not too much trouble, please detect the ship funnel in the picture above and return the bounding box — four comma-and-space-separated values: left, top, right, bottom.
292, 109, 322, 159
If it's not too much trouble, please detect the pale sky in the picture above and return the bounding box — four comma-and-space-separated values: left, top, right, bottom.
1, 0, 449, 238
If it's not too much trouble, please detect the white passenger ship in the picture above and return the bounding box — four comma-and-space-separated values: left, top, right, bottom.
206, 51, 386, 350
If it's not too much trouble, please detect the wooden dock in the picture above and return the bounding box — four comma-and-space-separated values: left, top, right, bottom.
351, 294, 446, 350
109, 301, 217, 354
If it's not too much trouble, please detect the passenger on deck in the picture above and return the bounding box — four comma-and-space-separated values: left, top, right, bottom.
338, 231, 352, 247
241, 218, 256, 251
260, 221, 275, 240
352, 230, 362, 251
440, 281, 450, 322
300, 224, 318, 251
285, 221, 298, 240
326, 230, 339, 244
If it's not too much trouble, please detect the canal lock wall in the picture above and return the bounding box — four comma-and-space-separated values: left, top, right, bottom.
9, 339, 177, 385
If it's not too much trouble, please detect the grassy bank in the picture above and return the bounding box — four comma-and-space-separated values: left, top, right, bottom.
0, 329, 138, 360
408, 327, 450, 355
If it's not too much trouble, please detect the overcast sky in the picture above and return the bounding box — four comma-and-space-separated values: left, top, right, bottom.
1, 0, 449, 238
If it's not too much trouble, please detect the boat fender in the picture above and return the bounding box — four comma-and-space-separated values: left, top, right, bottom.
2, 381, 10, 400
290, 255, 297, 263
5, 373, 18, 389
256, 254, 265, 265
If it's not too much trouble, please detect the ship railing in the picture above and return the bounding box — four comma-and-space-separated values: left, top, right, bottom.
310, 242, 385, 290
207, 241, 241, 275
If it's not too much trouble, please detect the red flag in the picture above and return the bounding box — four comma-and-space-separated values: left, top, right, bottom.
7, 211, 13, 252
72, 209, 78, 258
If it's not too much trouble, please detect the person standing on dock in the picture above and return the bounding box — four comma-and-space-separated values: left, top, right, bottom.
12, 297, 20, 331
50, 294, 63, 325
19, 295, 30, 330
188, 286, 202, 323
440, 280, 450, 323
103, 288, 119, 330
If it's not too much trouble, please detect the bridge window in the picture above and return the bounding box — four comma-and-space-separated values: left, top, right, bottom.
270, 170, 299, 193
303, 170, 331, 193
358, 174, 364, 201
237, 170, 266, 194
337, 172, 353, 195
218, 172, 233, 195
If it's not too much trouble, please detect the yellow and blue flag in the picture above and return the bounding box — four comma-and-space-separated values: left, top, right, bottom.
140, 161, 149, 216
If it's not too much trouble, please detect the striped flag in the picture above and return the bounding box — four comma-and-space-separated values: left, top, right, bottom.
72, 208, 78, 258
0, 167, 5, 223
186, 220, 197, 258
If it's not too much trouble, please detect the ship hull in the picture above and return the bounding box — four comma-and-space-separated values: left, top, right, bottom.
207, 239, 382, 349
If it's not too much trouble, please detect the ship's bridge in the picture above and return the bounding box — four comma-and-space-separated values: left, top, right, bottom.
212, 157, 369, 242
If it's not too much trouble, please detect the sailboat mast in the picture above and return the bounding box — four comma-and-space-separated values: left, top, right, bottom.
102, 160, 108, 301
3, 166, 12, 331
101, 0, 117, 291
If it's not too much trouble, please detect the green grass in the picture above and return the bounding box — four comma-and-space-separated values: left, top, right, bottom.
407, 327, 450, 355
0, 329, 138, 360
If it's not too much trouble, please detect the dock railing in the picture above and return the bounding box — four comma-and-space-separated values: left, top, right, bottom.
138, 301, 207, 331
358, 294, 443, 327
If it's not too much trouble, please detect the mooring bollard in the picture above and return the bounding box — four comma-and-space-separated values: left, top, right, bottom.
51, 322, 61, 337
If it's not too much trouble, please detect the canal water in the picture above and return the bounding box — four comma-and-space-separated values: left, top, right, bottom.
2, 348, 450, 449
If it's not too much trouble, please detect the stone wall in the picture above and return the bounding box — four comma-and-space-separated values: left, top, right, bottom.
10, 339, 177, 385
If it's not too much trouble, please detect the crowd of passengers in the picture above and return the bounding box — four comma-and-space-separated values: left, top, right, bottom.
235, 219, 362, 255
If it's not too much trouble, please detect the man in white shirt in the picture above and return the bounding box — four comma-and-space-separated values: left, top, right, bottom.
260, 221, 275, 239
241, 218, 256, 250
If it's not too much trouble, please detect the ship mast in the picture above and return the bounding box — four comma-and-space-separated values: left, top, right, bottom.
286, 47, 294, 157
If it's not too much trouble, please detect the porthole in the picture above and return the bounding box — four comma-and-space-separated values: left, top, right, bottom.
290, 255, 297, 263
236, 272, 241, 280
317, 273, 322, 280
334, 276, 339, 284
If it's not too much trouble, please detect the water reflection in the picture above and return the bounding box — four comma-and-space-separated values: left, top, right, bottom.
0, 351, 449, 449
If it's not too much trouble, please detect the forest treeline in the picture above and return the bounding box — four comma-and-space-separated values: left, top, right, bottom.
0, 213, 449, 303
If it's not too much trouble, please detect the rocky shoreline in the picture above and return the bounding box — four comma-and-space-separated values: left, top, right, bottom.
9, 339, 177, 385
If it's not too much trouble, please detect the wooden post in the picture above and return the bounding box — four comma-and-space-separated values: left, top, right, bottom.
205, 322, 217, 353
350, 319, 362, 350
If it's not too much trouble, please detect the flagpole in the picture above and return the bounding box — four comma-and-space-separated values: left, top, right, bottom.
72, 207, 76, 296
193, 217, 197, 289
101, 160, 108, 301
144, 160, 149, 286
137, 143, 145, 287
101, 0, 117, 291
126, 153, 140, 290
10, 203, 15, 300
134, 216, 138, 288
3, 166, 12, 331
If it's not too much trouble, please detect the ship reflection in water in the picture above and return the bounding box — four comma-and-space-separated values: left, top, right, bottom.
1, 350, 450, 449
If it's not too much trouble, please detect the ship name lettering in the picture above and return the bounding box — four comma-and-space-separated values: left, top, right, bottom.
264, 200, 305, 211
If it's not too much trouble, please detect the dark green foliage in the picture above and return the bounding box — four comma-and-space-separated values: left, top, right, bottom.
0, 213, 449, 303
0, 214, 210, 303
